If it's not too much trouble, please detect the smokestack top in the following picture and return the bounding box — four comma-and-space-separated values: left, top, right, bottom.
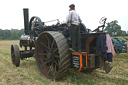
23, 8, 29, 10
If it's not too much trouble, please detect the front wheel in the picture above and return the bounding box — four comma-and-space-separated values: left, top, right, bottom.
11, 44, 20, 67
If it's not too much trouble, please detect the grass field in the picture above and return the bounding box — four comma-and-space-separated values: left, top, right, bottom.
0, 40, 128, 85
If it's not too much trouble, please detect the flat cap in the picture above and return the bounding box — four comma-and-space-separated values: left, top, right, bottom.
69, 4, 75, 9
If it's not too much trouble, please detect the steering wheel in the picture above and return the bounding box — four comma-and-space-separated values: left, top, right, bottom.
99, 17, 107, 25
93, 17, 107, 32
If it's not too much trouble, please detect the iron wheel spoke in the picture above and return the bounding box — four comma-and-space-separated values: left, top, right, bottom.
54, 60, 59, 67
54, 48, 58, 53
45, 35, 51, 49
47, 64, 52, 75
54, 64, 57, 76
42, 60, 50, 67
45, 48, 49, 53
54, 55, 59, 58
47, 67, 50, 75
40, 42, 49, 50
51, 39, 55, 50
38, 53, 47, 56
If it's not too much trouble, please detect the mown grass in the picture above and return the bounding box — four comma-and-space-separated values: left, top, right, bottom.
0, 51, 10, 56
0, 40, 128, 85
114, 36, 128, 41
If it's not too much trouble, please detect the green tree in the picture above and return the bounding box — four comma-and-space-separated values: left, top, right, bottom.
105, 20, 123, 36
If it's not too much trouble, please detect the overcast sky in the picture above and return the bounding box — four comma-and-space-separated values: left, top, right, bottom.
0, 0, 128, 31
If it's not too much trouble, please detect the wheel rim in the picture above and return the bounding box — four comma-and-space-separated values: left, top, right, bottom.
35, 31, 71, 80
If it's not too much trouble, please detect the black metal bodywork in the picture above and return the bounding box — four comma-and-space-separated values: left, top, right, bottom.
20, 9, 106, 68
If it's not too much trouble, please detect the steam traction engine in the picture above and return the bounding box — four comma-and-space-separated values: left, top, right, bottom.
11, 8, 107, 80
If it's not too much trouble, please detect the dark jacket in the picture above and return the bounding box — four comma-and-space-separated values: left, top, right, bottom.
96, 34, 107, 58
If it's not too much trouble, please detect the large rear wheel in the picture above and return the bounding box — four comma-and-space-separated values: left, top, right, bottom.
35, 31, 71, 80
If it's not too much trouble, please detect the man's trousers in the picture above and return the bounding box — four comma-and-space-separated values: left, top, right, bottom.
70, 24, 81, 52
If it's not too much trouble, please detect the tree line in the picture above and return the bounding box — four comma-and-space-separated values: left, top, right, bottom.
0, 29, 24, 40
